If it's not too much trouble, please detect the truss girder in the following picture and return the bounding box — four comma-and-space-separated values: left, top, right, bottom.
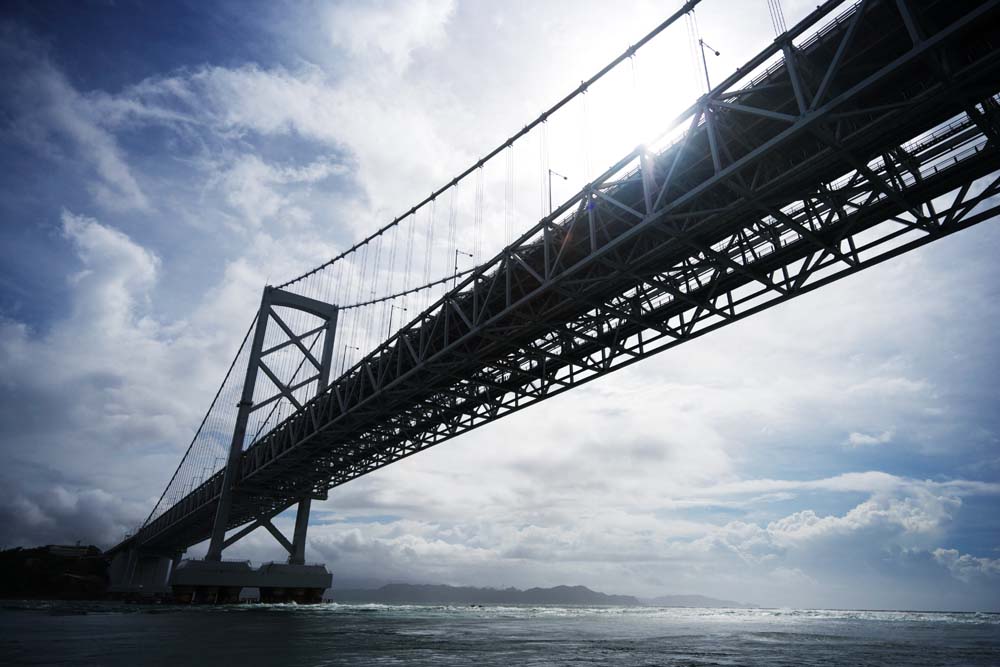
136, 0, 1000, 551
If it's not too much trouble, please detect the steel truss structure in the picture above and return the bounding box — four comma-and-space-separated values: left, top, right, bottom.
205, 287, 338, 562
132, 0, 1000, 553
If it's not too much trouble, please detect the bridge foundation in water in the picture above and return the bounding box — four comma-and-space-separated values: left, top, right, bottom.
107, 551, 332, 603
107, 548, 178, 599
169, 559, 332, 604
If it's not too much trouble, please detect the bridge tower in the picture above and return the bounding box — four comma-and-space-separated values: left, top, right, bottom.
114, 286, 339, 602
205, 285, 338, 563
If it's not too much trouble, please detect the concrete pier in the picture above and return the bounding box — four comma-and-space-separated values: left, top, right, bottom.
169, 559, 331, 604
107, 548, 177, 599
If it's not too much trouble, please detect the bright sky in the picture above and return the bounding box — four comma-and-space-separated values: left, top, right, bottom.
1, 0, 998, 611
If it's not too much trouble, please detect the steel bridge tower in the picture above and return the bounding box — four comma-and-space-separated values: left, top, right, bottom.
111, 287, 338, 603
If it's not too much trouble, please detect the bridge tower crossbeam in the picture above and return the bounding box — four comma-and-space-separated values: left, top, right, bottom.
206, 286, 339, 562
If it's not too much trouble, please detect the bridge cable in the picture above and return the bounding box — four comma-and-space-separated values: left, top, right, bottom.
383, 224, 400, 338
141, 314, 258, 528
538, 120, 549, 219
402, 209, 417, 314
181, 323, 251, 516
274, 0, 703, 291
685, 9, 704, 94
504, 145, 513, 244
767, 0, 788, 37
447, 183, 458, 290
348, 244, 370, 368
631, 52, 641, 144
361, 242, 377, 358
474, 166, 485, 263
337, 268, 477, 310
422, 198, 437, 312
581, 87, 591, 179
369, 225, 386, 346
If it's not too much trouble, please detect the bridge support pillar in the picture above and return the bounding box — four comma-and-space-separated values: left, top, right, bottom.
108, 547, 183, 599
205, 285, 338, 564
289, 497, 311, 565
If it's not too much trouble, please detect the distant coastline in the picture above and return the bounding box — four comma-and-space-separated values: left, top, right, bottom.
327, 583, 755, 608
0, 545, 108, 600
0, 544, 756, 608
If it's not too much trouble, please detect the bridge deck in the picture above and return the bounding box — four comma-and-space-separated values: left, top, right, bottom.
136, 0, 1000, 552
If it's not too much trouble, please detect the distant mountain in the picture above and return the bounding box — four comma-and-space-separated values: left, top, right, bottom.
642, 594, 755, 608
329, 583, 639, 606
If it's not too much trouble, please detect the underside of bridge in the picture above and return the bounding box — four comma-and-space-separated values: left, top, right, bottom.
110, 0, 1000, 599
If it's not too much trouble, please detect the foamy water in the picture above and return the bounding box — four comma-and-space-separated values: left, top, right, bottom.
2, 600, 998, 665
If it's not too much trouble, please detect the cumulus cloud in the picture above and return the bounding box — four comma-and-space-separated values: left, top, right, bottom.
933, 548, 1000, 581
0, 211, 255, 545
690, 485, 968, 572
60, 211, 159, 325
766, 492, 959, 542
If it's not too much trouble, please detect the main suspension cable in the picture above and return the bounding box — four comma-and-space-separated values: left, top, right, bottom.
340, 267, 477, 310
275, 0, 703, 290
141, 314, 258, 528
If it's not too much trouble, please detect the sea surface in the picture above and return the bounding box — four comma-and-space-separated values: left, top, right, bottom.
1, 601, 998, 666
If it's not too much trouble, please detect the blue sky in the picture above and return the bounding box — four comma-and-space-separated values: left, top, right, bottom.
1, 0, 998, 611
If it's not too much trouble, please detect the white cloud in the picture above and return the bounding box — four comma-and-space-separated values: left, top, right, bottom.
162, 63, 461, 221
846, 430, 894, 447
0, 211, 260, 541
766, 492, 960, 542
933, 548, 1000, 581
210, 154, 348, 229
0, 26, 149, 212
60, 211, 159, 327
324, 0, 455, 72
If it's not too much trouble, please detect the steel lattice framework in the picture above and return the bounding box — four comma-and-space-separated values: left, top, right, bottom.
131, 0, 1000, 553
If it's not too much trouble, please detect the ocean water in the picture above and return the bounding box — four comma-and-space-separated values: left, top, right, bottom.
1, 601, 998, 666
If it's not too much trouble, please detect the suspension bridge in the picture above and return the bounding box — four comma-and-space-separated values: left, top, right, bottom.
108, 0, 1000, 602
